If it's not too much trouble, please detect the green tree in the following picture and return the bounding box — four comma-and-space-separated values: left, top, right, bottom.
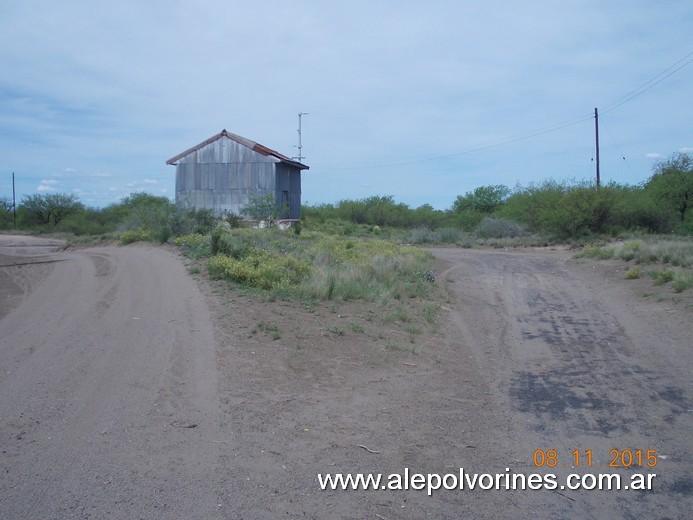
21, 193, 83, 226
0, 196, 14, 229
452, 185, 510, 214
646, 153, 693, 222
242, 193, 287, 225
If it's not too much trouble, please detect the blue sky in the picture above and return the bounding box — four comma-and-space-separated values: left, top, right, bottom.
1, 0, 691, 210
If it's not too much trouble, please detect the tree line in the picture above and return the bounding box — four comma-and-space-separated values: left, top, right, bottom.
1, 152, 691, 239
304, 153, 692, 237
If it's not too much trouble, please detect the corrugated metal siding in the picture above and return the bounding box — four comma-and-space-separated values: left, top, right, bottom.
176, 161, 277, 216
274, 164, 302, 219
173, 133, 303, 218
176, 138, 278, 165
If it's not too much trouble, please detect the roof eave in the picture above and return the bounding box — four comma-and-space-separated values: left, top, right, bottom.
165, 129, 310, 170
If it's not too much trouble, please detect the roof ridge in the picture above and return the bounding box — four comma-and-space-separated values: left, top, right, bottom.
166, 130, 308, 170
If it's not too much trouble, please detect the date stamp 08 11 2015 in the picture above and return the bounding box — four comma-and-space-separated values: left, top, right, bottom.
532, 449, 658, 469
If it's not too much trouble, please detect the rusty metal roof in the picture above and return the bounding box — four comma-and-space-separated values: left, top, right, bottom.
165, 129, 309, 170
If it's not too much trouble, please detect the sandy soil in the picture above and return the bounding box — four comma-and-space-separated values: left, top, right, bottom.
0, 235, 690, 519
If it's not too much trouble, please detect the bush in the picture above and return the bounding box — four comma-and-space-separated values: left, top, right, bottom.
205, 226, 435, 301
207, 251, 310, 290
672, 272, 693, 292
173, 233, 211, 258
438, 227, 464, 244
475, 217, 526, 238
625, 266, 641, 279
119, 229, 153, 245
408, 226, 464, 244
653, 269, 675, 286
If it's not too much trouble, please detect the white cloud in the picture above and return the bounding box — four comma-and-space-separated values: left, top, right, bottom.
37, 179, 59, 192
678, 147, 693, 153
2, 1, 692, 208
645, 153, 663, 159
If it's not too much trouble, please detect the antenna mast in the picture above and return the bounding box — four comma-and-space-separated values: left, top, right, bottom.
294, 112, 308, 162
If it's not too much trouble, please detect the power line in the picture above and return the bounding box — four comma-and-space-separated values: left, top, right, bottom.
314, 51, 692, 170
317, 114, 592, 170
602, 51, 693, 115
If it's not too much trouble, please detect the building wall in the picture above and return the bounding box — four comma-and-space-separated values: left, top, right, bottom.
176, 162, 276, 216
174, 136, 303, 218
275, 163, 302, 219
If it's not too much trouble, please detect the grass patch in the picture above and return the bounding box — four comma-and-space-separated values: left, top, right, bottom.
173, 233, 211, 258
385, 343, 417, 353
205, 225, 435, 302
651, 269, 675, 286
579, 237, 693, 267
423, 305, 438, 324
349, 322, 365, 333
577, 244, 615, 260
119, 229, 153, 245
577, 236, 693, 294
327, 326, 345, 337
625, 266, 641, 279
255, 320, 281, 340
383, 307, 410, 323
672, 272, 693, 293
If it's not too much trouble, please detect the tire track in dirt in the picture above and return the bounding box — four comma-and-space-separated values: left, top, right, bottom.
432, 247, 692, 518
0, 237, 227, 519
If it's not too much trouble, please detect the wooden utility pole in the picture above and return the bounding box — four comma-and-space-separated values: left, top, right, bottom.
12, 171, 17, 227
594, 108, 600, 188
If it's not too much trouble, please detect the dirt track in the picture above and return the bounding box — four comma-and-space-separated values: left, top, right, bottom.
0, 236, 690, 519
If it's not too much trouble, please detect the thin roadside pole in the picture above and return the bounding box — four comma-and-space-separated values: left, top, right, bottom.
12, 171, 17, 227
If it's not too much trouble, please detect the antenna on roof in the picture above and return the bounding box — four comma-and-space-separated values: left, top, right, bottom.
293, 112, 308, 162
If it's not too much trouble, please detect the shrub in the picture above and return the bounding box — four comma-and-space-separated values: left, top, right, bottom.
653, 270, 675, 286
409, 227, 437, 244
475, 217, 526, 238
207, 251, 310, 290
672, 272, 693, 292
157, 226, 171, 244
438, 227, 464, 243
119, 229, 153, 245
625, 266, 641, 279
173, 233, 211, 258
408, 226, 463, 244
173, 233, 210, 249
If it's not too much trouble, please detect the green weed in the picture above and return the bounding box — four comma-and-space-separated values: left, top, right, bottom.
119, 229, 153, 245
349, 322, 365, 333
625, 266, 641, 279
672, 272, 693, 292
327, 326, 345, 336
385, 343, 417, 353
256, 320, 281, 340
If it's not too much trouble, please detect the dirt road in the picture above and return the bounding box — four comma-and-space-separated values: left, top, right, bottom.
0, 236, 223, 518
0, 236, 690, 519
430, 247, 691, 518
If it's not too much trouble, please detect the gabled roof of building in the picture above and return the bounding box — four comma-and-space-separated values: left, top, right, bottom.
165, 129, 309, 170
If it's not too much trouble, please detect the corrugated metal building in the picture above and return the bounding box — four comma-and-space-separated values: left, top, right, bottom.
166, 129, 309, 220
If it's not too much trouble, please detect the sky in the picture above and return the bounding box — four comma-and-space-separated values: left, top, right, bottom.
1, 0, 691, 210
